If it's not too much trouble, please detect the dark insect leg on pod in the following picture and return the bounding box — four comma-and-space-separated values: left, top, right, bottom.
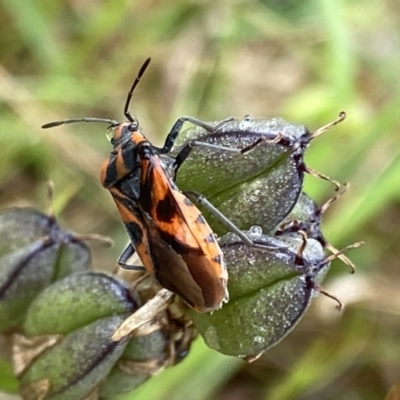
117, 243, 145, 270
173, 129, 283, 173
157, 116, 234, 155
184, 190, 288, 252
238, 133, 284, 155
180, 132, 284, 162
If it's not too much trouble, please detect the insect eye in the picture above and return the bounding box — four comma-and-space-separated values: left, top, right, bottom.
127, 122, 138, 131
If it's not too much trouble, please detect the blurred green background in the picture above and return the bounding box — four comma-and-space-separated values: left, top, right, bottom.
0, 0, 399, 399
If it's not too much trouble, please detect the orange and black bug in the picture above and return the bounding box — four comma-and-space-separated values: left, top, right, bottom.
42, 59, 283, 311
42, 59, 232, 312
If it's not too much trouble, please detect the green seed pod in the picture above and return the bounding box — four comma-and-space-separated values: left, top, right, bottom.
98, 330, 167, 398
12, 268, 195, 400
171, 114, 345, 234
19, 315, 128, 400
0, 209, 92, 333
99, 369, 149, 399
172, 117, 306, 196
99, 279, 197, 398
187, 229, 331, 360
23, 272, 137, 336
171, 117, 305, 234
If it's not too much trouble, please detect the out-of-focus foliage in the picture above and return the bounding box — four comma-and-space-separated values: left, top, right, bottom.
0, 0, 399, 399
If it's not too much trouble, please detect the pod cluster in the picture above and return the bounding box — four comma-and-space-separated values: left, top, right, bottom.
169, 115, 359, 360
0, 206, 196, 400
0, 115, 360, 399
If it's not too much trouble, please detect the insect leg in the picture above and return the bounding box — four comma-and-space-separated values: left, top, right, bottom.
184, 190, 287, 252
117, 243, 145, 271
173, 141, 242, 172
173, 133, 283, 172
157, 116, 234, 154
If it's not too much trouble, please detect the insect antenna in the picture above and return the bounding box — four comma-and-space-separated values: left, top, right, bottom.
42, 58, 151, 129
42, 117, 119, 129
124, 58, 151, 122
